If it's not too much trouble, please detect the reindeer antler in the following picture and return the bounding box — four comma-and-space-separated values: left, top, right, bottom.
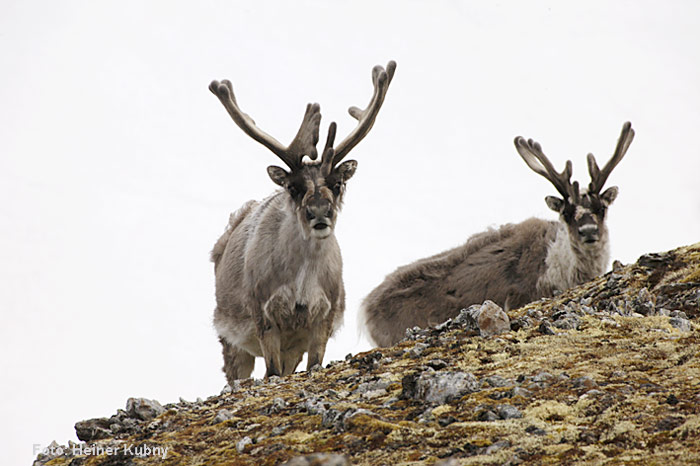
332, 61, 396, 165
515, 137, 574, 200
209, 79, 321, 170
587, 121, 634, 194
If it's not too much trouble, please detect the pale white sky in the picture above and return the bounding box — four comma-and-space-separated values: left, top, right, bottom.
2, 1, 699, 464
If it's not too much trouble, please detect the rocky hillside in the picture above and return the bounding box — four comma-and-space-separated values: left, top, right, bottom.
35, 243, 700, 465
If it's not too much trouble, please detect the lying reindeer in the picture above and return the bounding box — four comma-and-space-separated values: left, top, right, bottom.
209, 61, 395, 382
361, 122, 634, 347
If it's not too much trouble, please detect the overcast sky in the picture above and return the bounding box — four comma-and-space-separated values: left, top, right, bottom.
2, 1, 699, 464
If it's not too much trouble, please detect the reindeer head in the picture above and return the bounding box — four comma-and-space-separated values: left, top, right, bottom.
515, 122, 635, 245
210, 61, 396, 239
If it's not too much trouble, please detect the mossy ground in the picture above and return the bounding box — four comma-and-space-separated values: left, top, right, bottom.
42, 243, 700, 465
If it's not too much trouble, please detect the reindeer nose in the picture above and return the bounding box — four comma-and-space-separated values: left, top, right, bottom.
306, 200, 333, 221
578, 224, 599, 243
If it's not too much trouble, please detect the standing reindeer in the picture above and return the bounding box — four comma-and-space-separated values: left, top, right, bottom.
361, 122, 634, 347
210, 61, 395, 381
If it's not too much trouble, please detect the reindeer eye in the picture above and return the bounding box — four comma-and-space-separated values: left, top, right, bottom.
287, 185, 299, 198
332, 181, 343, 193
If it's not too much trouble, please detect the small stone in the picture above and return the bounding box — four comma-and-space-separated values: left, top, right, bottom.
633, 287, 656, 315
538, 321, 557, 335
453, 304, 482, 329
74, 418, 112, 442
653, 416, 685, 432
271, 426, 288, 436
403, 371, 479, 404
533, 372, 553, 383
476, 300, 511, 336
581, 389, 604, 398
477, 409, 499, 422
572, 376, 598, 389
125, 398, 164, 421
427, 359, 448, 370
354, 379, 390, 395
266, 397, 287, 414
408, 342, 429, 358
510, 387, 532, 399
434, 459, 460, 466
510, 316, 532, 331
281, 453, 351, 466
303, 397, 327, 416
483, 375, 512, 388
362, 389, 387, 400
670, 317, 692, 332
484, 440, 511, 454
236, 436, 253, 453
497, 405, 522, 420
552, 314, 580, 330
525, 425, 546, 436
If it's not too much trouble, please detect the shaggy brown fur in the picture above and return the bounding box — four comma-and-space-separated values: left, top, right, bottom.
362, 219, 558, 346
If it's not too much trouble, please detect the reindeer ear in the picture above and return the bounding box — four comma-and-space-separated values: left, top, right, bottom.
336, 160, 357, 182
267, 165, 289, 187
545, 196, 565, 213
600, 186, 619, 206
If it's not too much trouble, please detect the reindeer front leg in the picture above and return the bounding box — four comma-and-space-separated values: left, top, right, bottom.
306, 298, 334, 371
258, 288, 294, 377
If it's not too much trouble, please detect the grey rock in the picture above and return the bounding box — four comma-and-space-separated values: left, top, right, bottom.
484, 439, 511, 454
533, 372, 553, 383
354, 379, 390, 395
670, 310, 689, 320
497, 404, 523, 419
453, 304, 482, 330
408, 342, 429, 358
413, 371, 479, 404
670, 316, 692, 332
321, 409, 344, 430
477, 408, 499, 422
213, 409, 234, 424
304, 397, 328, 416
455, 301, 510, 336
572, 376, 598, 389
271, 425, 289, 436
510, 387, 532, 398
552, 314, 580, 330
125, 397, 164, 421
266, 397, 287, 414
525, 425, 547, 436
476, 300, 511, 336
427, 359, 449, 370
483, 375, 512, 388
322, 407, 376, 432
434, 459, 461, 466
281, 453, 351, 466
632, 287, 656, 315
538, 321, 557, 335
236, 436, 253, 453
75, 418, 112, 441
510, 316, 533, 331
